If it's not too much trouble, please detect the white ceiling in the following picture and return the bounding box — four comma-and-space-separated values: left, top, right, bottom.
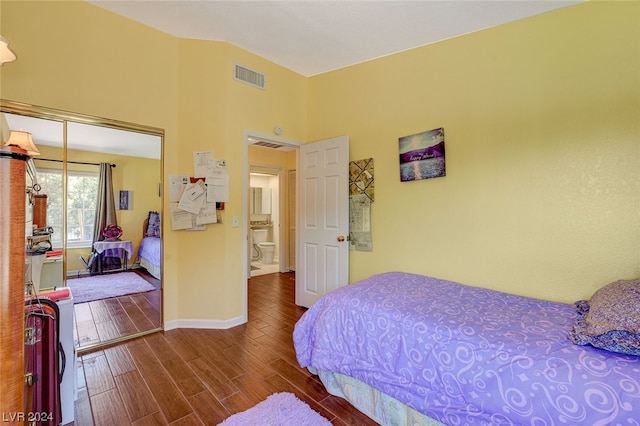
89, 0, 581, 77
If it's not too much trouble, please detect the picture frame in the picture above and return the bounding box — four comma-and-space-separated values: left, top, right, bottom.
399, 127, 445, 182
118, 190, 133, 210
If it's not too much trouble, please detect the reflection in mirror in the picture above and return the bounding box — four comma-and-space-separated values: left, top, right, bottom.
66, 122, 162, 352
1, 101, 163, 354
4, 113, 64, 290
250, 187, 272, 214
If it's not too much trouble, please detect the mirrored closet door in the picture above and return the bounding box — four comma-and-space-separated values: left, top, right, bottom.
1, 100, 164, 354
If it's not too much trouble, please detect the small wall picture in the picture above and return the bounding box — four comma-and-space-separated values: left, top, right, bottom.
399, 127, 445, 182
118, 190, 133, 210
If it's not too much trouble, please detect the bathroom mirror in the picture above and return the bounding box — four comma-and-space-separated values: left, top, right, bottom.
251, 187, 272, 214
1, 99, 163, 354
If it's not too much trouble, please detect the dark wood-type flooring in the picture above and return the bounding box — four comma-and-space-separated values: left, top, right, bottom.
72, 269, 162, 349
73, 272, 378, 425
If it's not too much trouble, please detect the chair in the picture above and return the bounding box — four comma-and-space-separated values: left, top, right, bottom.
78, 251, 98, 276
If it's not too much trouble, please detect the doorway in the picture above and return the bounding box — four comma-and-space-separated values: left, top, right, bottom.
242, 131, 350, 317
242, 130, 301, 319
249, 167, 281, 277
245, 133, 300, 275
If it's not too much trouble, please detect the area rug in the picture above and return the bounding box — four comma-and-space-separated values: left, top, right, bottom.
67, 272, 156, 304
218, 392, 331, 426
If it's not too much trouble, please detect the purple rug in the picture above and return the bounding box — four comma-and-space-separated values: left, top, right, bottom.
67, 272, 156, 304
218, 392, 331, 426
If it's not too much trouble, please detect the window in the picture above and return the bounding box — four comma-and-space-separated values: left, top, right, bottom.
36, 168, 99, 249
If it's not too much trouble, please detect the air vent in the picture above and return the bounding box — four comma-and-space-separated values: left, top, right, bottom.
248, 137, 296, 152
253, 141, 284, 149
234, 64, 265, 89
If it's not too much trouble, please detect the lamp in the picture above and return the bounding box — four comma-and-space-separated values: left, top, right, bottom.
5, 130, 40, 156
0, 36, 17, 65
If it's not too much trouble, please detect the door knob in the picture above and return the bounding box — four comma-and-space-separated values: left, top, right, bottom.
337, 235, 345, 242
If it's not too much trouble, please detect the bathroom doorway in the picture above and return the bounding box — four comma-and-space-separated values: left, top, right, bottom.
249, 167, 281, 277
243, 130, 301, 323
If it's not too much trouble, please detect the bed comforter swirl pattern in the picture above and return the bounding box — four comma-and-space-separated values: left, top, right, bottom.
138, 236, 161, 278
293, 272, 640, 425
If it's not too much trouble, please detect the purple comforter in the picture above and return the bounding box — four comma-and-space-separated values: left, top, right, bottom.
138, 236, 161, 268
293, 272, 640, 425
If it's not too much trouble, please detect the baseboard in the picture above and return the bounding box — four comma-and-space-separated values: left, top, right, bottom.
67, 264, 139, 279
66, 269, 89, 278
164, 315, 246, 331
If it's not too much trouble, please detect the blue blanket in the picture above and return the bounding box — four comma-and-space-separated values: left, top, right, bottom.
293, 272, 640, 425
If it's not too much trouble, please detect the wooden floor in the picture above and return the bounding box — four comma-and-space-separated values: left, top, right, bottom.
72, 269, 162, 349
73, 272, 378, 425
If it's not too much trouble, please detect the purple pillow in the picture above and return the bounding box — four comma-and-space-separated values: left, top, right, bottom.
569, 279, 640, 356
145, 211, 161, 237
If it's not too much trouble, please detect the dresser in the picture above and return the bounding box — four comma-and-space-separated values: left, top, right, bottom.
0, 146, 27, 418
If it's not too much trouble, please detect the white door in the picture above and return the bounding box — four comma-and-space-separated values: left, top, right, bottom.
295, 136, 349, 308
288, 170, 296, 271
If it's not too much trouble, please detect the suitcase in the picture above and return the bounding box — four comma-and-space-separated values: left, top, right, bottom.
24, 298, 62, 425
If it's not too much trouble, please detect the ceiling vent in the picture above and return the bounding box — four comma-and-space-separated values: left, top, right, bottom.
253, 140, 284, 149
248, 137, 296, 152
234, 64, 265, 89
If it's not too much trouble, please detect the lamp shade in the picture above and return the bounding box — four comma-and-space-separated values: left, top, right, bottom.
5, 130, 40, 156
0, 36, 17, 65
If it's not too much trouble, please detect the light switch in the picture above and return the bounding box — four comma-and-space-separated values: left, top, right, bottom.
232, 216, 239, 227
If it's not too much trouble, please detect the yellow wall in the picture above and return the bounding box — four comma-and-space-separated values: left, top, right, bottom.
2, 0, 638, 328
174, 41, 306, 322
308, 2, 640, 302
1, 0, 182, 321
1, 1, 308, 324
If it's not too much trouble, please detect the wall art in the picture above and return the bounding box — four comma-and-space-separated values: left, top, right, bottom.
349, 157, 374, 202
117, 190, 133, 210
399, 127, 445, 182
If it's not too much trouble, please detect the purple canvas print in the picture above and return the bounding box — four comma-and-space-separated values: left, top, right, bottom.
399, 127, 445, 181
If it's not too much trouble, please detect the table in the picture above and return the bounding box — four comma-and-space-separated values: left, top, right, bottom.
93, 240, 133, 273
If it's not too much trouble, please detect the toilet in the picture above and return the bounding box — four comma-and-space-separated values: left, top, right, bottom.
259, 242, 275, 264
252, 229, 275, 264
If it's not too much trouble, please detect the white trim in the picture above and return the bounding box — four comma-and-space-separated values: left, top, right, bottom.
245, 129, 302, 149
66, 241, 92, 250
163, 316, 245, 331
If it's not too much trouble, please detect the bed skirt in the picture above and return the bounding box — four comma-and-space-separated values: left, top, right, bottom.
311, 367, 444, 426
140, 257, 161, 280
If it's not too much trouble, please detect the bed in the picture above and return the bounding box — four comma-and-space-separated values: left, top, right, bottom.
293, 272, 640, 425
138, 211, 161, 279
